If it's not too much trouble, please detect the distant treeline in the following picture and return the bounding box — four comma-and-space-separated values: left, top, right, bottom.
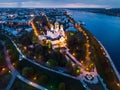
69, 8, 120, 17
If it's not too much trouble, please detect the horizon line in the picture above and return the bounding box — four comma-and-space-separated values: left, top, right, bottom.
0, 7, 119, 9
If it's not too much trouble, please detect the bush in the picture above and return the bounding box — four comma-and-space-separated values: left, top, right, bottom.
58, 82, 66, 90
46, 59, 58, 67
38, 75, 48, 85
22, 67, 34, 78
65, 61, 73, 73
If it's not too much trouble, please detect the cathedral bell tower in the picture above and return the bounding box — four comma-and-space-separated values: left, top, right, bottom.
54, 22, 59, 32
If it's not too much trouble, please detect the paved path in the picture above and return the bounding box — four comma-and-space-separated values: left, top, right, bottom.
6, 72, 17, 90
97, 38, 120, 82
0, 40, 47, 90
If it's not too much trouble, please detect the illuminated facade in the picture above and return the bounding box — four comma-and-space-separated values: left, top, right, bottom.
38, 22, 66, 48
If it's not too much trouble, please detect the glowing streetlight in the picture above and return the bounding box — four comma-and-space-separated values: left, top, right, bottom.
117, 83, 120, 87
2, 68, 6, 71
33, 76, 37, 80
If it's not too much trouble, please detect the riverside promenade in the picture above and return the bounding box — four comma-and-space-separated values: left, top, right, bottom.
97, 39, 120, 82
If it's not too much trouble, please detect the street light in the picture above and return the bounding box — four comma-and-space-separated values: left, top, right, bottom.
33, 76, 37, 80
2, 67, 6, 71
117, 83, 120, 87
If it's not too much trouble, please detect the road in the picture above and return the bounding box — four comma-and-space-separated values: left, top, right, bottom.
0, 40, 48, 90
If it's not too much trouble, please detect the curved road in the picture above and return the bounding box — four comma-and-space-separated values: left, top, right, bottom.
0, 40, 47, 90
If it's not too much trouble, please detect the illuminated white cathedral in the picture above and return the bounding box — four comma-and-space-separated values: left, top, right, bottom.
38, 22, 66, 48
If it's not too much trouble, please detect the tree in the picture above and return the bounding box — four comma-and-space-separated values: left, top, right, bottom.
49, 50, 67, 67
0, 44, 3, 50
73, 64, 81, 76
46, 59, 58, 67
22, 67, 34, 78
36, 55, 43, 63
38, 75, 48, 85
34, 45, 43, 55
66, 61, 73, 73
59, 82, 66, 90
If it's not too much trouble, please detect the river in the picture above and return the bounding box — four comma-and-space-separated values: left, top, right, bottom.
70, 10, 120, 73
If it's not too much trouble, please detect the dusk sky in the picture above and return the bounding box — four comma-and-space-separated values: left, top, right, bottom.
0, 0, 119, 8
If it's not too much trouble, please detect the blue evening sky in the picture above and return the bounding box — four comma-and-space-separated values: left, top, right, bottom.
0, 0, 119, 8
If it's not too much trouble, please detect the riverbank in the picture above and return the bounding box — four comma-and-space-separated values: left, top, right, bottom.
69, 8, 120, 17
96, 37, 120, 82
81, 25, 120, 81
80, 25, 120, 90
